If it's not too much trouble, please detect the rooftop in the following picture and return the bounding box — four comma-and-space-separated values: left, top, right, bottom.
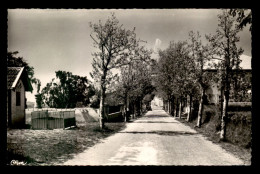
204, 54, 252, 70
7, 67, 33, 92
7, 67, 23, 89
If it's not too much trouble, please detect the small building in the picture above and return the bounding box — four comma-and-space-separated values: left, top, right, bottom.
205, 69, 252, 104
204, 54, 252, 104
7, 67, 33, 128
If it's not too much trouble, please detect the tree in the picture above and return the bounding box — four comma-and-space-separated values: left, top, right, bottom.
41, 71, 94, 108
229, 9, 252, 31
115, 58, 154, 121
206, 10, 244, 141
89, 13, 148, 129
153, 48, 175, 110
174, 41, 197, 119
89, 87, 101, 108
188, 31, 218, 126
34, 79, 43, 108
153, 45, 177, 115
154, 41, 198, 118
133, 60, 155, 115
7, 51, 40, 89
230, 71, 251, 102
7, 51, 43, 108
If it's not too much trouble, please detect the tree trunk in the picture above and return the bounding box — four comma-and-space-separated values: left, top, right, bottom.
220, 89, 230, 141
197, 88, 205, 127
174, 104, 176, 117
220, 26, 231, 140
136, 98, 140, 117
140, 100, 143, 116
172, 97, 176, 117
190, 95, 193, 118
178, 97, 182, 118
133, 102, 136, 119
220, 83, 224, 119
124, 106, 127, 122
220, 94, 227, 141
124, 92, 127, 122
167, 97, 171, 114
99, 84, 105, 129
99, 72, 108, 129
171, 96, 175, 116
169, 100, 171, 114
186, 95, 192, 122
126, 94, 130, 121
176, 98, 179, 117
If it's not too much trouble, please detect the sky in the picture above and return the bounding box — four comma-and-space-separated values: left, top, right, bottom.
7, 9, 252, 102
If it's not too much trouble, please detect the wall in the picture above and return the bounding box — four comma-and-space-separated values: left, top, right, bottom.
205, 71, 252, 104
206, 82, 220, 104
11, 79, 25, 127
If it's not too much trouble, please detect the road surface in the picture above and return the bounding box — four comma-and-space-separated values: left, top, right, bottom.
63, 109, 245, 166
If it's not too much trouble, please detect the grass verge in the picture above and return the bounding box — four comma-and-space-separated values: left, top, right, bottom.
7, 122, 127, 166
176, 116, 251, 165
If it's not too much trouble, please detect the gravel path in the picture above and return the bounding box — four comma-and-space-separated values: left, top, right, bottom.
63, 109, 245, 166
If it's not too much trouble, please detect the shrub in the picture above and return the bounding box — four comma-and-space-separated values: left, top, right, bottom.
226, 111, 252, 148
203, 106, 216, 123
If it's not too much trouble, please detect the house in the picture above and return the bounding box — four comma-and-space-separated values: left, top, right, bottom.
205, 55, 252, 104
7, 67, 33, 128
205, 69, 252, 104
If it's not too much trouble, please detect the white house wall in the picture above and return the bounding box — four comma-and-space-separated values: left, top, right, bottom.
206, 82, 221, 104
11, 79, 25, 126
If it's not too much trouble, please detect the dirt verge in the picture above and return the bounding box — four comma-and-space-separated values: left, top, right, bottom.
7, 122, 127, 166
176, 115, 251, 165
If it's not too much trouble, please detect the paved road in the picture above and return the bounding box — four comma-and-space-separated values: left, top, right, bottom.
63, 109, 245, 166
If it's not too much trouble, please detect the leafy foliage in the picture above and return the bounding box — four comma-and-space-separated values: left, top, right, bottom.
230, 71, 251, 102
206, 10, 245, 140
35, 93, 44, 108
154, 41, 198, 100
7, 51, 40, 89
229, 9, 252, 31
89, 13, 151, 127
41, 71, 95, 108
188, 31, 219, 88
114, 59, 154, 111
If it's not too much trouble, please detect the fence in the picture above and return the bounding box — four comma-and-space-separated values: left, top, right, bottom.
31, 109, 76, 129
104, 111, 124, 122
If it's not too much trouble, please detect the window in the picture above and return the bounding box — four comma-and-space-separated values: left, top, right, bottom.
16, 92, 21, 106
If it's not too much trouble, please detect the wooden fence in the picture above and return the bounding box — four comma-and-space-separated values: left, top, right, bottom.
104, 111, 124, 122
31, 110, 76, 129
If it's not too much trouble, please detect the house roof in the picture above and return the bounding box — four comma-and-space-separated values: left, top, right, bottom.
7, 67, 33, 92
240, 55, 252, 69
204, 54, 252, 70
7, 67, 23, 89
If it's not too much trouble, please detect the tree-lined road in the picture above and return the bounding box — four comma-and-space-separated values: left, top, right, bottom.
63, 109, 245, 166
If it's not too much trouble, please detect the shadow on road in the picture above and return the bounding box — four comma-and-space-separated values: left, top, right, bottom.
142, 115, 170, 118
119, 130, 198, 136
128, 121, 180, 124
